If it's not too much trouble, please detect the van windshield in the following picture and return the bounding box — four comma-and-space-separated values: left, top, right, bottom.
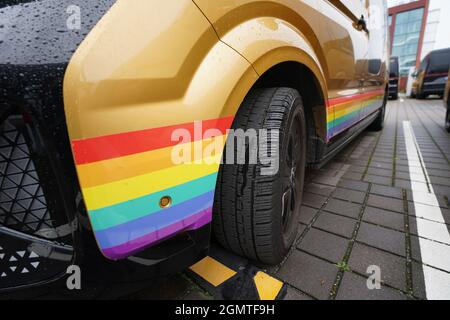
428, 50, 450, 75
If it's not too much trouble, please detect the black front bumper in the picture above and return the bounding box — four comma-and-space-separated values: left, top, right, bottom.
1, 0, 210, 294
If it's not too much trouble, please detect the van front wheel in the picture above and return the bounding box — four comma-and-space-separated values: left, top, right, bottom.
213, 88, 306, 265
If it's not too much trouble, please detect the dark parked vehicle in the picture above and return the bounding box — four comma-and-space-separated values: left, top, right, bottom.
389, 57, 399, 100
415, 48, 450, 99
445, 70, 450, 132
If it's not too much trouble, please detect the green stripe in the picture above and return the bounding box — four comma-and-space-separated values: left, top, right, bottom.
89, 173, 218, 231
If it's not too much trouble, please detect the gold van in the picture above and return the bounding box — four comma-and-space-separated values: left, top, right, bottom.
0, 0, 389, 291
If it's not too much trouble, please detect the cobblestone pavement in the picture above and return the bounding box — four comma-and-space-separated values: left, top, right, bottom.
5, 98, 449, 300
274, 97, 450, 300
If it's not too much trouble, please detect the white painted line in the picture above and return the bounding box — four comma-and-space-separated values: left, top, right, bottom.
403, 121, 450, 300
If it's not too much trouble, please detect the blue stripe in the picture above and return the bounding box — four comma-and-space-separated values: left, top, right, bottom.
89, 173, 218, 231
96, 191, 215, 249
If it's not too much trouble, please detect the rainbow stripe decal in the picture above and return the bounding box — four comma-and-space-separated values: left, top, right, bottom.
72, 117, 234, 260
327, 89, 385, 140
71, 89, 383, 260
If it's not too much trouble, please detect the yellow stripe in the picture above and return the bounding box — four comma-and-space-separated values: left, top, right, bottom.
253, 271, 284, 300
77, 135, 227, 188
82, 153, 222, 210
333, 102, 361, 120
190, 256, 237, 287
327, 96, 383, 122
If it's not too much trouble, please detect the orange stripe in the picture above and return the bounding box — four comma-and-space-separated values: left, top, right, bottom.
77, 135, 227, 188
72, 117, 234, 165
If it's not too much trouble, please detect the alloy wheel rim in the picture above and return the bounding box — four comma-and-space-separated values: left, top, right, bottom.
281, 114, 303, 232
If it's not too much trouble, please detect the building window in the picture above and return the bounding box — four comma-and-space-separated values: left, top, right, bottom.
392, 8, 424, 75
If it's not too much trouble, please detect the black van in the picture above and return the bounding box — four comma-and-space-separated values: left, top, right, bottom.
415, 48, 450, 99
389, 57, 400, 100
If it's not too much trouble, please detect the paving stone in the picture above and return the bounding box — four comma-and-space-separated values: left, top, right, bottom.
410, 235, 450, 271
348, 243, 406, 291
337, 179, 370, 192
347, 159, 370, 166
369, 161, 393, 170
333, 188, 366, 204
347, 165, 367, 174
371, 184, 404, 200
312, 171, 347, 187
396, 171, 427, 183
298, 228, 349, 263
297, 223, 307, 238
283, 287, 313, 300
364, 175, 392, 186
313, 212, 356, 238
304, 183, 336, 197
409, 217, 450, 244
299, 206, 319, 225
336, 272, 406, 300
367, 168, 393, 177
396, 164, 423, 174
395, 179, 429, 192
411, 262, 427, 300
371, 157, 394, 165
408, 202, 450, 225
357, 222, 405, 256
428, 169, 450, 179
277, 251, 337, 300
342, 171, 363, 181
323, 198, 362, 219
363, 207, 405, 232
302, 192, 328, 209
433, 185, 450, 198
367, 194, 405, 213
411, 262, 450, 300
321, 162, 346, 171
406, 190, 448, 209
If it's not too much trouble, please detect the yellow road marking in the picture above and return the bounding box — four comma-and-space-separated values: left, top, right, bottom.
253, 271, 283, 300
190, 256, 237, 287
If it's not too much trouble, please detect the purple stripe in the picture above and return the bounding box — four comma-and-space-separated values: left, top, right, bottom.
102, 208, 212, 260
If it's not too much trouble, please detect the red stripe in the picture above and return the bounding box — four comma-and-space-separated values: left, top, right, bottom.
72, 117, 234, 165
327, 89, 384, 108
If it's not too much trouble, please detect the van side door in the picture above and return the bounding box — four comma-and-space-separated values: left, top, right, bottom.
361, 0, 389, 120
321, 0, 370, 138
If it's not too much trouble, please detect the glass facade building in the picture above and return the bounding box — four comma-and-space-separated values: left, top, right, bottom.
389, 0, 429, 90
392, 8, 424, 75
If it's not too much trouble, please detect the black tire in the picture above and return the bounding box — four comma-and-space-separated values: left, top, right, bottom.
391, 93, 398, 100
213, 87, 306, 265
368, 90, 387, 131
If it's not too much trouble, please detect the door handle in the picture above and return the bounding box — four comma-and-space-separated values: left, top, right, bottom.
354, 15, 369, 33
